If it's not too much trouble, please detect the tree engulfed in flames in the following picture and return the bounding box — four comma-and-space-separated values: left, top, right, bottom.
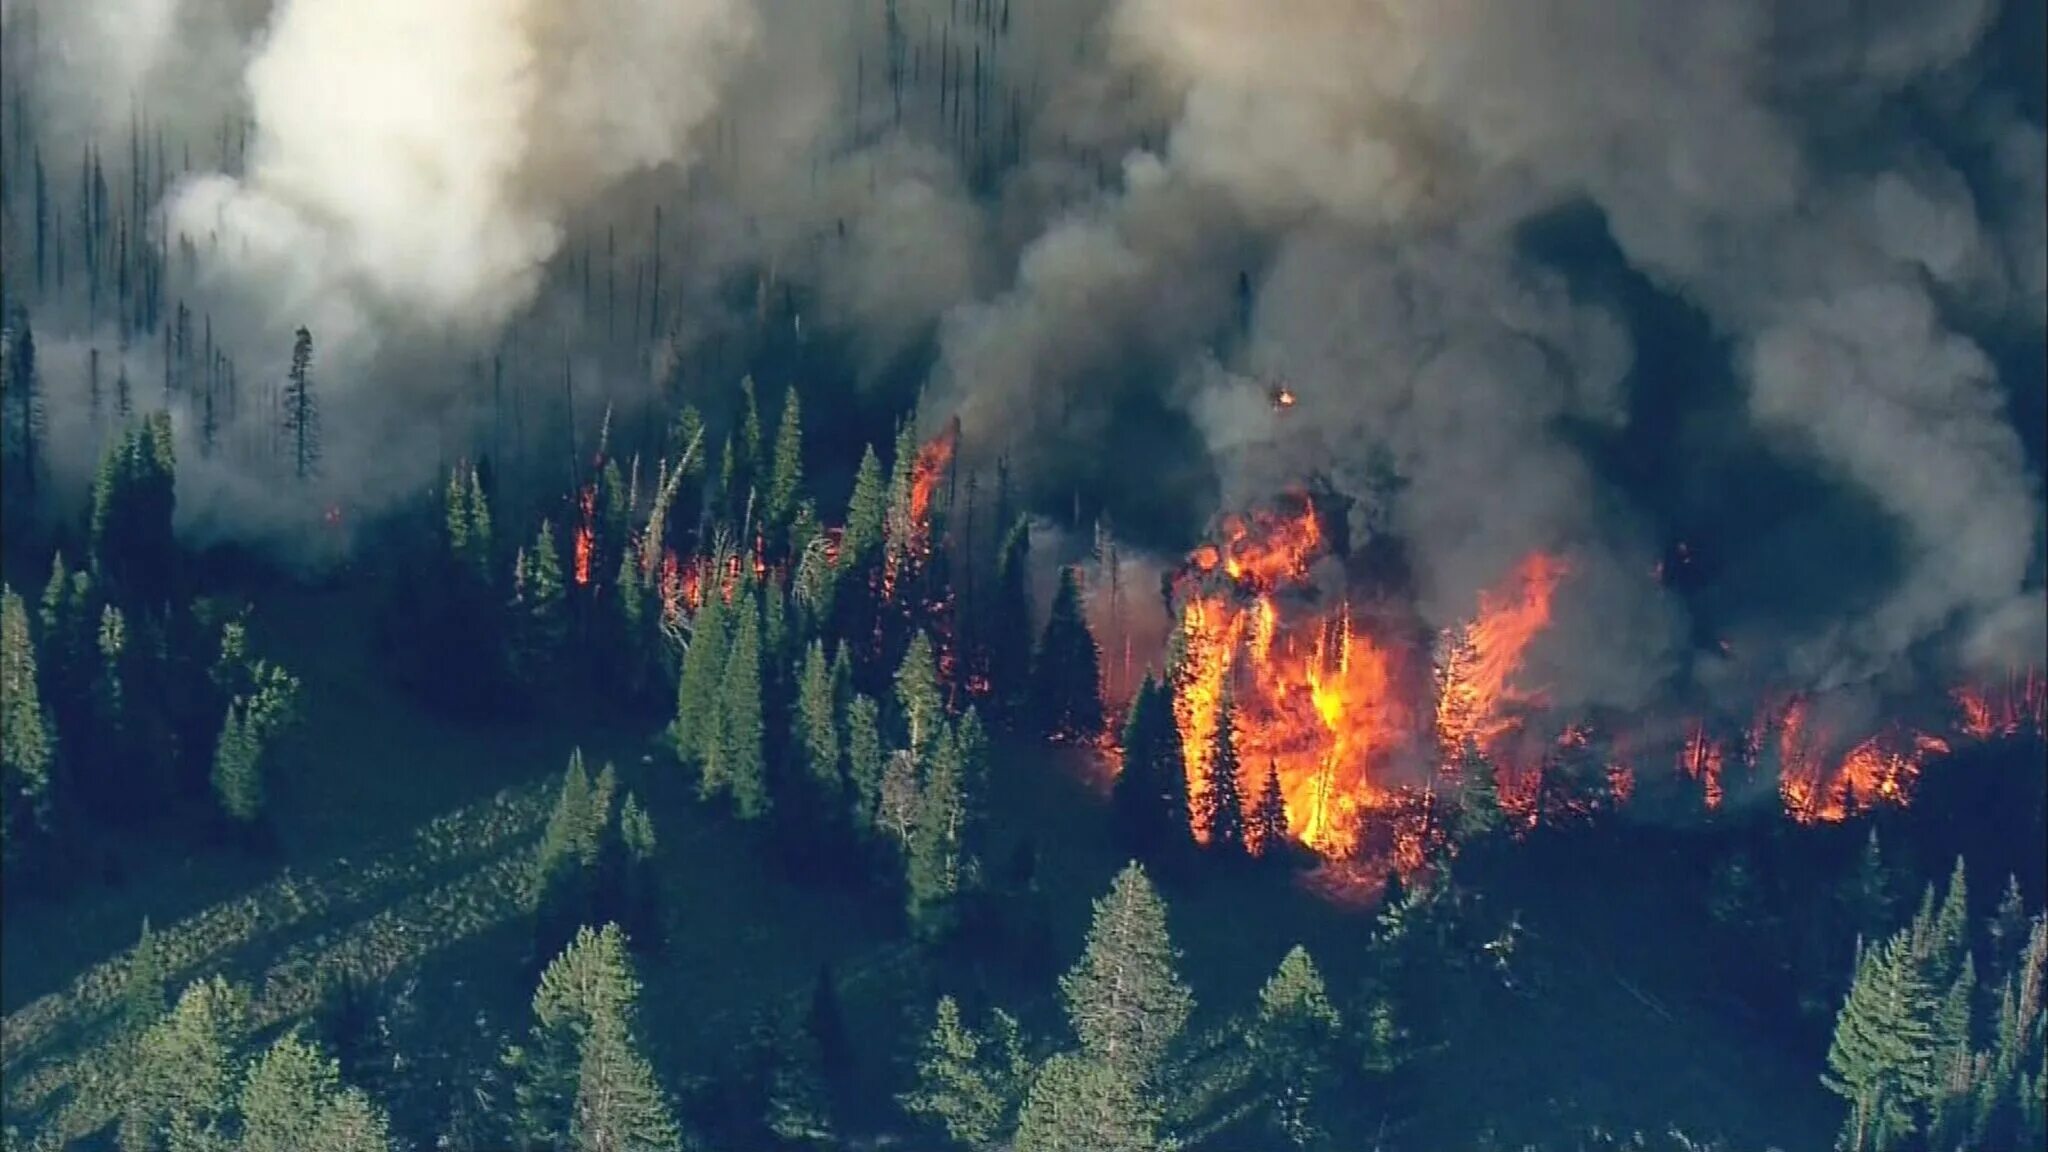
1159, 493, 2046, 868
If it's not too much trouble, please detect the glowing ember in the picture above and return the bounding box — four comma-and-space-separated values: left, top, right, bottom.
573, 484, 597, 587
1680, 723, 1725, 810
909, 426, 957, 528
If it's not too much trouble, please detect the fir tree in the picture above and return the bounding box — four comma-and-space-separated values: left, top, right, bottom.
1200, 688, 1248, 856
765, 388, 805, 542
1059, 862, 1193, 1088
1824, 932, 1941, 1152
794, 641, 843, 819
1110, 676, 1191, 862
717, 592, 769, 819
210, 700, 262, 824
841, 446, 888, 567
510, 520, 569, 683
121, 977, 251, 1152
907, 719, 966, 939
1012, 1051, 1154, 1152
1248, 946, 1343, 1148
845, 693, 885, 836
121, 917, 168, 1037
615, 793, 662, 951
503, 924, 680, 1152
896, 630, 945, 764
283, 326, 318, 480
237, 1030, 393, 1152
900, 996, 1031, 1150
0, 587, 54, 860
1030, 567, 1103, 744
1452, 736, 1502, 841
1250, 760, 1291, 860
671, 586, 729, 769
985, 517, 1034, 728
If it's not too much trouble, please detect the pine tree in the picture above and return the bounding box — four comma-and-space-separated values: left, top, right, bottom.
794, 641, 843, 819
210, 700, 263, 824
896, 630, 945, 763
1930, 857, 1970, 984
671, 585, 729, 768
122, 917, 168, 1037
845, 693, 885, 836
841, 445, 888, 567
1012, 1051, 1154, 1152
510, 520, 569, 683
504, 924, 679, 1152
121, 977, 251, 1152
1250, 760, 1291, 860
986, 517, 1034, 728
1988, 875, 2028, 985
765, 388, 805, 542
1030, 567, 1103, 744
900, 996, 1031, 1150
0, 587, 54, 860
1248, 946, 1343, 1148
715, 592, 768, 819
1110, 676, 1191, 862
615, 793, 662, 951
1452, 736, 1502, 841
907, 720, 966, 939
1824, 931, 1941, 1152
1059, 863, 1193, 1087
1200, 688, 1247, 856
283, 326, 318, 480
238, 1030, 393, 1152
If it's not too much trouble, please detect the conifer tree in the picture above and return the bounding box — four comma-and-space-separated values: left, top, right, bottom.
1030, 567, 1103, 744
1824, 931, 1941, 1152
238, 1030, 393, 1152
211, 700, 262, 823
1250, 760, 1291, 860
841, 445, 888, 567
283, 326, 318, 481
765, 388, 805, 542
736, 376, 764, 503
1452, 736, 1502, 841
1012, 1051, 1154, 1152
845, 693, 885, 836
671, 586, 729, 769
719, 593, 768, 819
985, 518, 1034, 727
510, 520, 569, 683
907, 720, 966, 939
1110, 677, 1191, 862
122, 917, 168, 1037
901, 996, 1031, 1150
1059, 863, 1193, 1089
121, 977, 251, 1152
896, 630, 945, 764
0, 587, 54, 860
1248, 946, 1343, 1148
795, 641, 843, 818
1200, 688, 1247, 856
503, 924, 680, 1152
615, 793, 662, 951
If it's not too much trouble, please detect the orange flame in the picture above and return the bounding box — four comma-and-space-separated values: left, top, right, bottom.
573, 484, 597, 587
909, 427, 957, 528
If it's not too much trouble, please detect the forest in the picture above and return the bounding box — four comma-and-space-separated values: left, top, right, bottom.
2, 1, 2046, 1151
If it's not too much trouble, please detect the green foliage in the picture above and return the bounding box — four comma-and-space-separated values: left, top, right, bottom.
765, 387, 805, 540
717, 592, 768, 820
1030, 567, 1104, 744
845, 693, 885, 836
1058, 863, 1193, 1087
1249, 946, 1344, 1148
906, 719, 966, 939
1250, 759, 1291, 860
208, 660, 301, 825
1825, 932, 1940, 1152
794, 641, 843, 819
89, 412, 178, 610
841, 445, 887, 566
1452, 736, 1502, 842
237, 1030, 392, 1152
985, 518, 1034, 728
120, 977, 251, 1152
121, 918, 167, 1037
0, 586, 54, 860
504, 924, 680, 1152
895, 631, 944, 763
1012, 1051, 1156, 1152
1199, 687, 1247, 856
671, 585, 729, 769
900, 996, 1031, 1150
510, 519, 570, 684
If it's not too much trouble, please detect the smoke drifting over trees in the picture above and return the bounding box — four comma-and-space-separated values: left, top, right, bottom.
1, 0, 2042, 718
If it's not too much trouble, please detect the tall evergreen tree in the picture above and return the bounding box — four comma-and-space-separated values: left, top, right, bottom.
1248, 946, 1343, 1148
845, 693, 885, 837
1012, 1051, 1154, 1152
671, 586, 729, 769
1110, 676, 1191, 862
985, 518, 1034, 728
121, 976, 251, 1152
1250, 760, 1291, 860
1199, 688, 1247, 856
794, 641, 843, 820
121, 917, 168, 1037
841, 446, 888, 568
237, 1030, 394, 1152
765, 388, 805, 543
1030, 567, 1103, 744
901, 996, 1031, 1150
0, 587, 54, 861
1059, 863, 1193, 1088
907, 720, 966, 939
283, 326, 318, 481
1452, 736, 1502, 842
510, 520, 569, 684
719, 593, 768, 820
896, 630, 945, 764
1824, 932, 1941, 1152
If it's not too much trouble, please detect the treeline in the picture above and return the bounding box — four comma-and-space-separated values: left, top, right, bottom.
1, 409, 303, 890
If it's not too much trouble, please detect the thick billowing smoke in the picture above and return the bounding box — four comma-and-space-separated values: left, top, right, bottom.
3, 0, 2043, 712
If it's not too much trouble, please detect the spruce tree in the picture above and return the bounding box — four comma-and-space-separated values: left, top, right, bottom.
1824, 931, 1941, 1152
845, 693, 885, 836
121, 977, 251, 1152
900, 996, 1030, 1150
0, 586, 54, 860
896, 630, 945, 764
765, 388, 805, 542
907, 720, 965, 939
615, 793, 662, 951
1250, 760, 1291, 860
211, 701, 263, 824
985, 518, 1034, 728
1059, 862, 1193, 1089
1453, 736, 1502, 841
1110, 677, 1191, 862
671, 586, 728, 769
1200, 688, 1248, 856
794, 641, 843, 819
238, 1030, 393, 1152
718, 592, 768, 819
121, 917, 168, 1037
1248, 946, 1343, 1148
1012, 1051, 1154, 1152
511, 520, 569, 684
1030, 567, 1103, 744
841, 445, 888, 567
503, 924, 679, 1152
